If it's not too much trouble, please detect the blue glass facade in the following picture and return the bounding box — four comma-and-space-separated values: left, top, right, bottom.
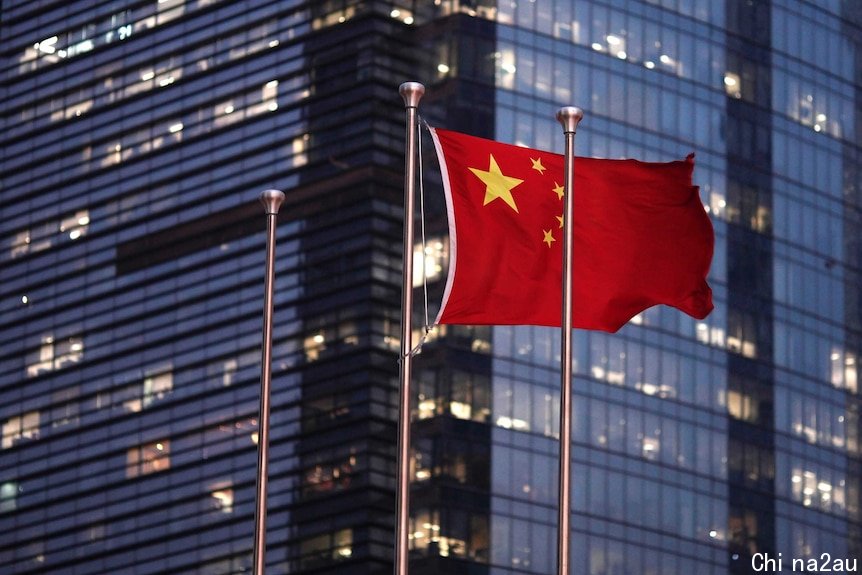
1, 1, 860, 574
412, 1, 860, 574
2, 1, 417, 573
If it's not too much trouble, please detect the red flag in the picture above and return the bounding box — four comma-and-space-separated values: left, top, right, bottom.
429, 127, 714, 332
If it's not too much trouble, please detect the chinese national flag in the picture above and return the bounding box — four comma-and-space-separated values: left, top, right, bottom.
429, 127, 714, 332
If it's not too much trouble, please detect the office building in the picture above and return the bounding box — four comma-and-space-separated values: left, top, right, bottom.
1, 1, 859, 574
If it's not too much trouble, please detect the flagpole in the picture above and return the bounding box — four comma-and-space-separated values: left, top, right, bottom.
395, 81, 424, 575
253, 188, 285, 575
556, 106, 584, 575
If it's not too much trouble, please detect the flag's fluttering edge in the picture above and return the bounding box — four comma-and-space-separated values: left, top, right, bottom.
429, 127, 714, 332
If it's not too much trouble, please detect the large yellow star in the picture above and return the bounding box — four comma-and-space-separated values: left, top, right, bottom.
552, 182, 564, 200
543, 229, 555, 247
531, 157, 546, 174
469, 154, 523, 212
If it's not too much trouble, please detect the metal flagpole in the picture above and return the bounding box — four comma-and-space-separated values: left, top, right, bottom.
253, 189, 285, 575
395, 81, 424, 575
555, 106, 584, 575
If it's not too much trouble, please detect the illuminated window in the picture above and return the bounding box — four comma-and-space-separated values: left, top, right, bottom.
727, 311, 757, 358
333, 528, 352, 559
222, 359, 237, 386
157, 0, 186, 25
26, 335, 54, 377
413, 238, 448, 287
410, 508, 478, 559
302, 454, 356, 495
209, 481, 234, 513
245, 80, 280, 117
10, 229, 31, 258
450, 400, 471, 419
61, 96, 94, 120
636, 381, 676, 399
411, 444, 432, 481
263, 80, 278, 110
312, 6, 357, 29
14, 1, 207, 75
54, 337, 84, 369
417, 395, 438, 420
642, 436, 660, 460
389, 8, 415, 25
167, 121, 184, 142
117, 384, 142, 413
2, 411, 40, 449
26, 335, 84, 377
724, 72, 741, 98
214, 99, 242, 128
111, 366, 173, 412
304, 332, 326, 361
790, 466, 846, 512
0, 482, 18, 513
143, 370, 173, 407
35, 35, 59, 55
60, 210, 89, 240
409, 510, 441, 551
158, 65, 181, 86
66, 38, 94, 58
100, 142, 123, 166
831, 348, 858, 393
496, 48, 517, 90
847, 354, 858, 394
291, 134, 308, 167
299, 529, 353, 568
127, 440, 171, 478
727, 390, 758, 422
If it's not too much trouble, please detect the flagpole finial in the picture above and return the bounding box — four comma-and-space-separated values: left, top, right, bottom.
556, 106, 584, 134
259, 189, 285, 215
399, 81, 425, 108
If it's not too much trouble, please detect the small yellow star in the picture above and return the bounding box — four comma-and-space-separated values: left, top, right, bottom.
531, 157, 546, 175
552, 182, 564, 200
543, 229, 555, 247
556, 214, 564, 229
469, 154, 524, 212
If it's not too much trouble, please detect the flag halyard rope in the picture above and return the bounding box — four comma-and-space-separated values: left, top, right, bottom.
401, 115, 433, 361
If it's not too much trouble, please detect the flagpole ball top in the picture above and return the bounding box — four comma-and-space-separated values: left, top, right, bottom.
399, 82, 425, 108
259, 189, 285, 215
556, 106, 585, 133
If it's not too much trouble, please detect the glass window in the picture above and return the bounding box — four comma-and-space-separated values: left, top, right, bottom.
208, 480, 234, 513
51, 387, 79, 429
143, 369, 173, 407
300, 528, 353, 568
2, 411, 40, 448
126, 440, 171, 478
0, 482, 18, 513
490, 513, 510, 566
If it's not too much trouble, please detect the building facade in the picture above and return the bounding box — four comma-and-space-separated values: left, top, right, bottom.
1, 1, 860, 574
